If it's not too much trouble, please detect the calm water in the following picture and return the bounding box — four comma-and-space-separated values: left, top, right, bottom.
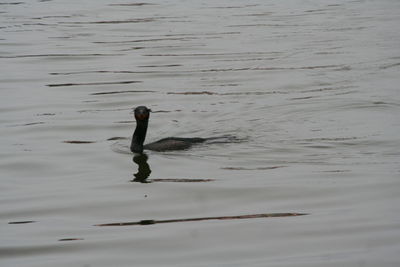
1, 0, 400, 266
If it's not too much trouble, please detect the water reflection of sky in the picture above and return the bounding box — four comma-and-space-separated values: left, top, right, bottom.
1, 1, 400, 266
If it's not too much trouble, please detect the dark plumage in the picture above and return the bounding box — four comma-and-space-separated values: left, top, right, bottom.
130, 106, 206, 153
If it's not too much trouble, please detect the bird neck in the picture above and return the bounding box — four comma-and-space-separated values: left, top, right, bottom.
131, 119, 148, 153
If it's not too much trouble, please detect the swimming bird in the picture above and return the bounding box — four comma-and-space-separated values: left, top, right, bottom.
130, 106, 206, 153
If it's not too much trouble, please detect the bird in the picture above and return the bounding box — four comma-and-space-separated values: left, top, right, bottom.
130, 106, 206, 153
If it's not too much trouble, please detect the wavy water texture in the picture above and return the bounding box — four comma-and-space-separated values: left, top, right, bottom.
1, 1, 400, 267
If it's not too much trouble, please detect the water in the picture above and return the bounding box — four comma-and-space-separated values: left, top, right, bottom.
1, 0, 400, 266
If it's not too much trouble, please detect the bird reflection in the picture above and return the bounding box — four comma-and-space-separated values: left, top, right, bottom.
131, 153, 152, 183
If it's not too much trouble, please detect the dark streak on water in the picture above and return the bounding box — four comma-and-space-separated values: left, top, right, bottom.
107, 137, 128, 141
59, 18, 156, 24
168, 91, 216, 95
50, 65, 347, 78
0, 54, 122, 58
0, 2, 24, 5
108, 3, 155, 7
221, 166, 286, 170
139, 64, 182, 68
8, 221, 36, 224
96, 213, 307, 227
58, 238, 84, 242
9, 122, 45, 127
90, 90, 155, 95
49, 70, 161, 75
150, 178, 215, 183
47, 81, 142, 87
63, 141, 96, 144
93, 37, 197, 44
143, 52, 278, 57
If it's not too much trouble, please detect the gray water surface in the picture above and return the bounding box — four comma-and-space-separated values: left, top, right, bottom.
1, 0, 400, 266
